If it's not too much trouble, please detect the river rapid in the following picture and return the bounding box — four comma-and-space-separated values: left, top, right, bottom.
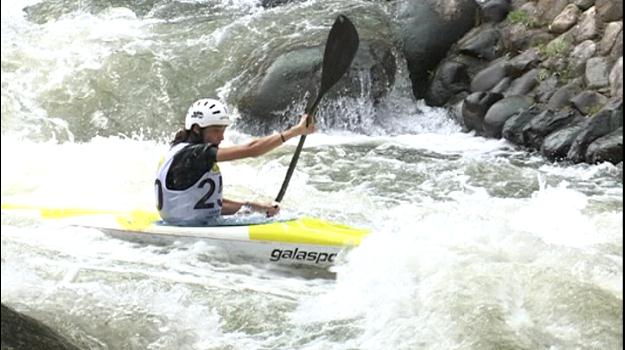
1, 1, 622, 349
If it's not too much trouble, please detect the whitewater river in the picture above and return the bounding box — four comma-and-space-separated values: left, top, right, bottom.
1, 0, 622, 349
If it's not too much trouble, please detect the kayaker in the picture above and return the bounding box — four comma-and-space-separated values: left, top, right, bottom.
155, 98, 315, 225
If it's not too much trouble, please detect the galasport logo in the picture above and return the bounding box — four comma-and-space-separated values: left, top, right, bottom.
270, 248, 336, 264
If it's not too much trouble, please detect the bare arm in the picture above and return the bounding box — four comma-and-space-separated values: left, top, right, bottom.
216, 114, 315, 162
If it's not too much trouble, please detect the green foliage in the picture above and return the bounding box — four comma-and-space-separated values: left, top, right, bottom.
539, 38, 570, 59
538, 69, 552, 81
558, 66, 575, 84
507, 10, 538, 28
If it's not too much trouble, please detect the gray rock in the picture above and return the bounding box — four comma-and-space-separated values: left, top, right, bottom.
569, 40, 597, 74
491, 77, 512, 93
483, 95, 534, 138
535, 75, 560, 102
524, 109, 580, 148
506, 48, 541, 78
462, 91, 504, 133
471, 60, 508, 92
450, 94, 469, 126
575, 0, 595, 10
453, 53, 491, 77
236, 39, 397, 134
610, 57, 623, 98
501, 24, 553, 53
574, 6, 598, 43
549, 4, 581, 34
481, 0, 512, 23
586, 127, 623, 163
596, 0, 623, 22
1, 304, 81, 350
395, 0, 480, 99
599, 21, 623, 55
548, 79, 583, 109
585, 56, 611, 89
537, 0, 570, 24
611, 30, 623, 58
519, 2, 539, 18
457, 26, 504, 61
541, 121, 586, 159
567, 102, 624, 162
506, 68, 540, 96
571, 91, 609, 115
502, 105, 543, 144
426, 61, 470, 106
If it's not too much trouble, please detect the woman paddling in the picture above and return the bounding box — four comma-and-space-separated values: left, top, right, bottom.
155, 98, 314, 225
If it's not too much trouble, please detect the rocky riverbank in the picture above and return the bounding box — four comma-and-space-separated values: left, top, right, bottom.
426, 0, 622, 164
237, 0, 622, 165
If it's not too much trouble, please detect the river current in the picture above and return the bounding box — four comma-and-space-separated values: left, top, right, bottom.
1, 1, 622, 349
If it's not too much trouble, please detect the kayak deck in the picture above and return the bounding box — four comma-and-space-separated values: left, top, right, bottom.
1, 204, 371, 269
79, 214, 370, 268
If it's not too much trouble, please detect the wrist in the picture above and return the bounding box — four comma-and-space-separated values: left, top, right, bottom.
283, 128, 296, 140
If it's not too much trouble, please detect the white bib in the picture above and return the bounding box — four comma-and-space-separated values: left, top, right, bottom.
155, 143, 223, 224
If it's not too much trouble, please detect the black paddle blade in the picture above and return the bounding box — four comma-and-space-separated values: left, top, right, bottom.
306, 14, 360, 115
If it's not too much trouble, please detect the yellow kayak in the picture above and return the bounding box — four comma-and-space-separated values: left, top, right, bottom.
2, 203, 370, 268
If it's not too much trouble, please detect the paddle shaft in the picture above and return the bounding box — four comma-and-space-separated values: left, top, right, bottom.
274, 15, 359, 203
274, 99, 321, 203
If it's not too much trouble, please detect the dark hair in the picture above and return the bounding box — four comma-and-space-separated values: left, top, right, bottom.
170, 128, 203, 146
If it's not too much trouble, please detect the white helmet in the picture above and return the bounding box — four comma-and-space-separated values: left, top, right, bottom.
185, 98, 231, 130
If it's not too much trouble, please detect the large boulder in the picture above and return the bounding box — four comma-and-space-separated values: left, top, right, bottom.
534, 75, 560, 103
470, 59, 508, 92
236, 39, 397, 134
523, 109, 581, 149
462, 91, 504, 133
599, 22, 623, 55
585, 127, 623, 164
425, 60, 471, 106
571, 91, 609, 115
585, 56, 611, 89
541, 121, 586, 160
567, 101, 624, 162
502, 106, 542, 144
457, 26, 505, 61
537, 0, 570, 24
505, 48, 541, 78
548, 79, 584, 110
483, 95, 533, 138
549, 4, 581, 34
1, 304, 81, 350
596, 0, 623, 22
506, 68, 539, 96
394, 0, 480, 99
481, 0, 512, 23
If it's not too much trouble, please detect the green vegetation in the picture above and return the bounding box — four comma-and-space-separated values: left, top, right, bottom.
557, 67, 575, 84
537, 68, 552, 81
535, 65, 574, 84
538, 38, 571, 59
507, 10, 539, 28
